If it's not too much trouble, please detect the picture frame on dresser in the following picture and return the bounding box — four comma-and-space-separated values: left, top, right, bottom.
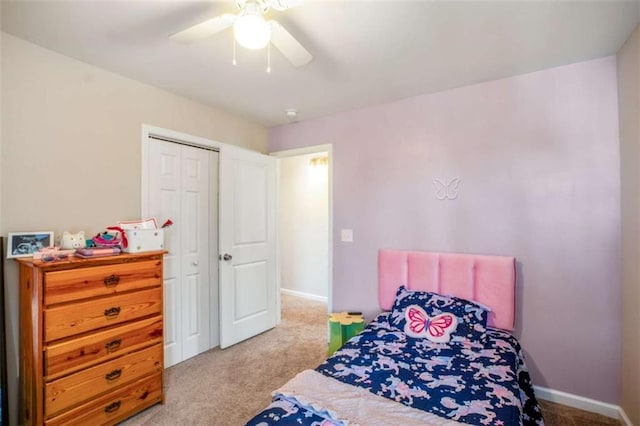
1, 236, 9, 426
7, 232, 53, 258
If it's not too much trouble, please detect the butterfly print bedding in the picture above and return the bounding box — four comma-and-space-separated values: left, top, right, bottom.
246, 313, 544, 426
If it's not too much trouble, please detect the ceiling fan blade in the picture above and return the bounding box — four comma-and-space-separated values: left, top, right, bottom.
269, 21, 312, 67
266, 0, 305, 11
266, 0, 289, 11
170, 14, 236, 43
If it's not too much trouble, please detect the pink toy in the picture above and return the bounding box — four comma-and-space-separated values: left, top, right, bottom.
92, 226, 128, 248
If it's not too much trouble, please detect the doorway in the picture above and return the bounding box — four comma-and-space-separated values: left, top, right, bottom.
272, 145, 333, 320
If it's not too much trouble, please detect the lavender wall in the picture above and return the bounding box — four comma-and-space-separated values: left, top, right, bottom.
269, 57, 621, 403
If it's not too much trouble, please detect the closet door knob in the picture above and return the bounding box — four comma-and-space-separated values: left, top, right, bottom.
192, 260, 199, 266
223, 253, 232, 261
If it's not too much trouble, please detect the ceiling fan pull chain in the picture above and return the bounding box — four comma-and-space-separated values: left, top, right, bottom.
267, 42, 271, 73
233, 38, 237, 66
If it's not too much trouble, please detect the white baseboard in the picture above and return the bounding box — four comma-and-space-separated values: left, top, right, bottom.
534, 385, 623, 421
619, 407, 633, 426
281, 288, 328, 303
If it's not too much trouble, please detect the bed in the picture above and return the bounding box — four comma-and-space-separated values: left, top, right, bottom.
246, 250, 544, 425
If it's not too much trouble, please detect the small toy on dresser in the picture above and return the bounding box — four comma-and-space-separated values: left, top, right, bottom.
92, 227, 124, 248
33, 246, 76, 261
32, 231, 86, 261
80, 226, 126, 257
60, 231, 87, 250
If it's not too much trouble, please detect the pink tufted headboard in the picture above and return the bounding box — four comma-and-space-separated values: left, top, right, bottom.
379, 249, 516, 331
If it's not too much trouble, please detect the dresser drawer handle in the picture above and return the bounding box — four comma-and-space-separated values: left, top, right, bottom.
103, 274, 121, 287
105, 368, 122, 381
104, 307, 121, 319
104, 400, 121, 414
104, 339, 122, 352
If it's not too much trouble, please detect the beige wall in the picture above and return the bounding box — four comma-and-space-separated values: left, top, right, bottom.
1, 32, 268, 423
618, 23, 640, 426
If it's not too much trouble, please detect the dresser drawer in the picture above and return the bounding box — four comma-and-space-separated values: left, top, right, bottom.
45, 316, 163, 378
45, 344, 162, 417
45, 373, 162, 426
45, 260, 162, 305
44, 287, 162, 342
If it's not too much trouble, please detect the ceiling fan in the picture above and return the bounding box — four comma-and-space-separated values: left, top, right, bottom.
170, 0, 312, 67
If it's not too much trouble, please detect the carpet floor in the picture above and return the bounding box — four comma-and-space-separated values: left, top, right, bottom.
123, 294, 619, 426
122, 294, 328, 425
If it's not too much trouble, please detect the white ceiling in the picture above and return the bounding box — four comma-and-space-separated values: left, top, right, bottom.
2, 1, 639, 127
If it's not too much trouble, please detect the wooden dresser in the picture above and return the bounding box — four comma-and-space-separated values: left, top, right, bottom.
17, 251, 166, 426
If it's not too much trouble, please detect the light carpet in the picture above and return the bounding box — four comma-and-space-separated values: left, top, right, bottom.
122, 294, 328, 425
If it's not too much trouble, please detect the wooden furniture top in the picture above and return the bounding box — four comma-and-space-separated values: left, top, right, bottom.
16, 250, 168, 271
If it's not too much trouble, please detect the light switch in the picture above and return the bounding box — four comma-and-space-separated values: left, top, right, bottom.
341, 229, 353, 242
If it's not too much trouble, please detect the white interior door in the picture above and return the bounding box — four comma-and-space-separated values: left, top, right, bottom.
219, 145, 277, 348
180, 146, 212, 360
148, 139, 215, 366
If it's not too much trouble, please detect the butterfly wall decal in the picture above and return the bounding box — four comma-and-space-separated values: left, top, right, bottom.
404, 305, 458, 343
433, 177, 461, 200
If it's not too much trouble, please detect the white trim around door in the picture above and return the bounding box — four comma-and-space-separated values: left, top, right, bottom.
141, 124, 223, 354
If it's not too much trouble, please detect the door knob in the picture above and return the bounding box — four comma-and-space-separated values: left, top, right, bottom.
223, 253, 232, 261
192, 260, 199, 266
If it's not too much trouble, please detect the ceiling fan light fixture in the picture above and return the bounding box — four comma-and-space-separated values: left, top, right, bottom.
233, 12, 271, 50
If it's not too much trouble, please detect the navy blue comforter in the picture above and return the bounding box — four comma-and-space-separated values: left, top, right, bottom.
247, 314, 543, 426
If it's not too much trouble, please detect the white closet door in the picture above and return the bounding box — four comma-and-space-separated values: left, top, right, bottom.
219, 145, 277, 348
149, 140, 182, 367
180, 146, 211, 360
148, 139, 212, 367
